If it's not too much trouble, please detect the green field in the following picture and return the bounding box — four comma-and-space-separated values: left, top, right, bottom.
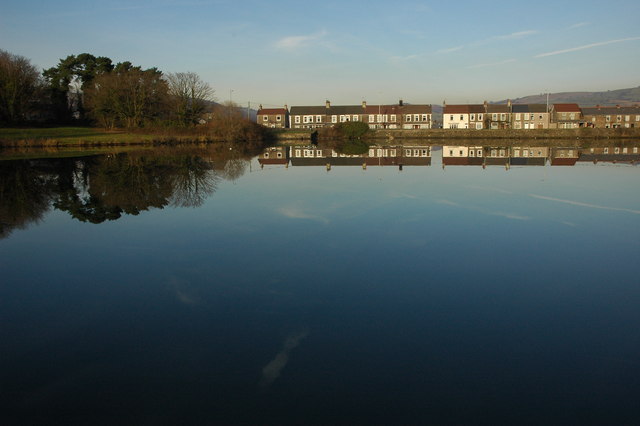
0, 127, 160, 145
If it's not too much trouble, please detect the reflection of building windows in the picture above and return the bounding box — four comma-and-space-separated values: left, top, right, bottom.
606, 115, 611, 122
614, 147, 620, 154
263, 116, 268, 121
264, 152, 269, 158
604, 148, 609, 154
470, 150, 475, 157
277, 152, 283, 158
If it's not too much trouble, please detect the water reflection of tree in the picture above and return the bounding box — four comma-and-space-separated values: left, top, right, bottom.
0, 160, 55, 239
0, 146, 258, 237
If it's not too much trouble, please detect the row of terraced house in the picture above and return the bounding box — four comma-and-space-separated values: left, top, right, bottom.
257, 101, 640, 130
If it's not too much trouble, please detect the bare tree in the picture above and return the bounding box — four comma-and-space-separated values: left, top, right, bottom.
165, 72, 214, 126
0, 49, 44, 124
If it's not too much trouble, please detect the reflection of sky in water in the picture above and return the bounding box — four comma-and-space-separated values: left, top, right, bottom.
1, 156, 640, 424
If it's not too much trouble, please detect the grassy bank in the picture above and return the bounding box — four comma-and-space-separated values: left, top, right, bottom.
0, 127, 166, 147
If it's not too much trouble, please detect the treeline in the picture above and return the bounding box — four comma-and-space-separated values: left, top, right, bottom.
0, 49, 271, 142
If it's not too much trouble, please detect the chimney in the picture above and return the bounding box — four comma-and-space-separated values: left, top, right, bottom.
362, 100, 367, 109
259, 104, 263, 110
443, 100, 446, 108
507, 99, 512, 107
399, 99, 403, 106
284, 104, 288, 111
325, 100, 331, 109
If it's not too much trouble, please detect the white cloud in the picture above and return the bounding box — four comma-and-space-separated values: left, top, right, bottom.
436, 45, 463, 54
468, 59, 517, 69
535, 37, 640, 57
275, 31, 327, 50
568, 22, 590, 29
278, 206, 329, 224
260, 329, 309, 388
529, 194, 640, 214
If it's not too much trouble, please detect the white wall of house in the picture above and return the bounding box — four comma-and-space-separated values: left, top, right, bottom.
443, 113, 469, 129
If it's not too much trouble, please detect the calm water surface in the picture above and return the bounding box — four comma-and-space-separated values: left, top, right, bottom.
1, 144, 640, 424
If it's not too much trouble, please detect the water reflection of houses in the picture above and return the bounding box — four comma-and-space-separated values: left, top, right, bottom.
442, 146, 485, 166
550, 148, 579, 166
443, 145, 550, 167
577, 146, 640, 164
258, 146, 289, 167
510, 146, 548, 166
287, 145, 431, 167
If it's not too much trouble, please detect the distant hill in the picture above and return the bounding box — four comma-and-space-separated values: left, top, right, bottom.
496, 86, 640, 106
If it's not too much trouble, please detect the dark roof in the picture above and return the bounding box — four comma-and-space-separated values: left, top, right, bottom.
486, 104, 510, 113
512, 104, 548, 113
443, 104, 484, 114
401, 104, 432, 114
581, 106, 640, 115
364, 105, 399, 114
257, 108, 287, 115
289, 106, 330, 115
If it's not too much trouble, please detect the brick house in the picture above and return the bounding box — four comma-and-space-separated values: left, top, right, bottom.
511, 104, 551, 129
581, 105, 640, 128
257, 105, 289, 128
551, 103, 583, 128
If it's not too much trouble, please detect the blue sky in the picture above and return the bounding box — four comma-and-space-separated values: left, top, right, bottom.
2, 0, 639, 107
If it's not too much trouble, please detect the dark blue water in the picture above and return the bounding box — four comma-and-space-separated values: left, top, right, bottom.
1, 146, 640, 424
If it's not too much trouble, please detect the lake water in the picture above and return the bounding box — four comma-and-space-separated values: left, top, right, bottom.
2, 143, 640, 424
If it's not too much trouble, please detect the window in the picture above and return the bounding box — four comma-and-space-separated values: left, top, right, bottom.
636, 115, 640, 122
276, 115, 281, 121
492, 113, 498, 121
331, 115, 337, 123
263, 116, 268, 121
377, 114, 383, 123
449, 150, 454, 156
353, 115, 359, 121
369, 115, 375, 122
530, 114, 534, 120
316, 115, 322, 123
623, 147, 628, 154
406, 115, 412, 122
405, 149, 412, 157
476, 123, 482, 129
514, 122, 521, 129
449, 115, 454, 121
499, 149, 506, 157
606, 115, 611, 122
500, 113, 506, 121
470, 114, 475, 121
570, 113, 575, 120
514, 149, 520, 157
604, 148, 609, 154
295, 149, 301, 157
277, 152, 282, 158
422, 114, 428, 122
477, 150, 482, 157
515, 113, 521, 120
460, 115, 464, 120
617, 115, 622, 122
303, 116, 309, 123
294, 116, 301, 124
390, 149, 396, 156
414, 114, 420, 122
470, 149, 475, 157
316, 150, 323, 157
625, 115, 630, 122
478, 114, 483, 121
390, 115, 396, 122
264, 152, 269, 158
340, 115, 347, 122
634, 147, 638, 153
